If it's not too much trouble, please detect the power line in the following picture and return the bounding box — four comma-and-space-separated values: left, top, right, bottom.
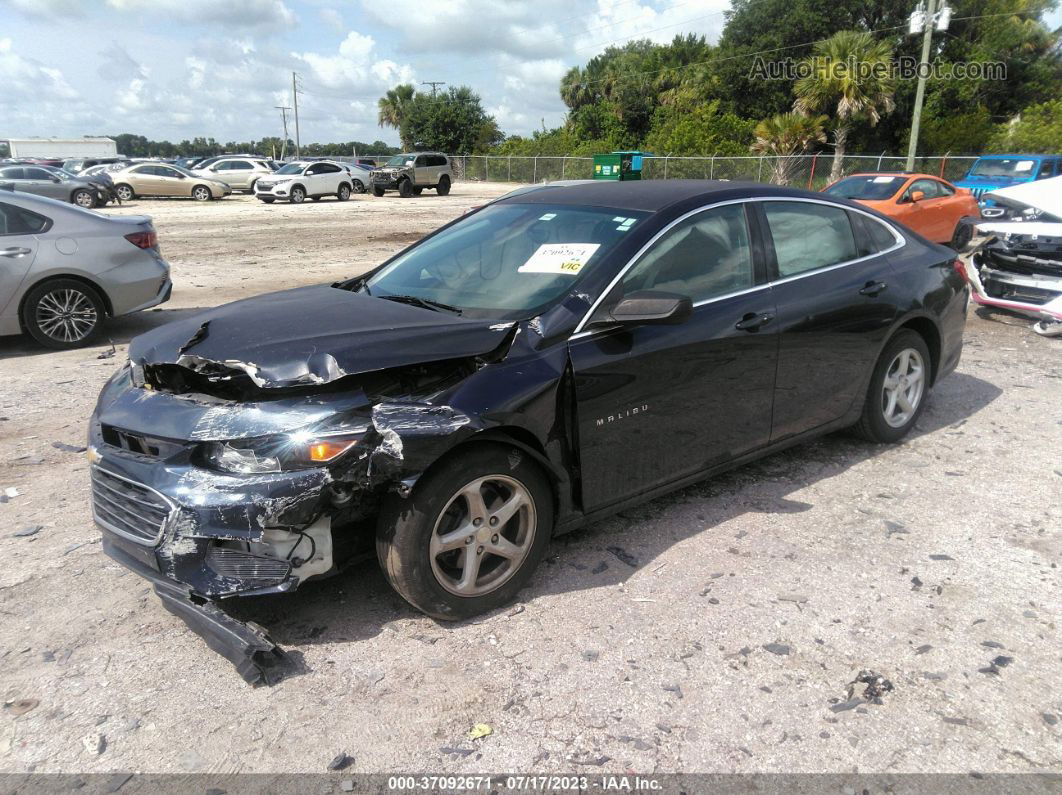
274, 105, 291, 160
292, 71, 301, 158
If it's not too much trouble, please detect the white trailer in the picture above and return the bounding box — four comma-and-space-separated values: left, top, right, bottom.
5, 137, 118, 158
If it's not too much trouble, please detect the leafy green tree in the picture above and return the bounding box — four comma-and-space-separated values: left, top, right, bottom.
751, 112, 828, 184
987, 99, 1062, 153
399, 86, 501, 154
378, 84, 416, 149
643, 100, 755, 156
793, 31, 895, 181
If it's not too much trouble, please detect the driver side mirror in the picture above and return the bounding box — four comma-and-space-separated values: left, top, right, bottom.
910, 189, 925, 202
605, 291, 693, 327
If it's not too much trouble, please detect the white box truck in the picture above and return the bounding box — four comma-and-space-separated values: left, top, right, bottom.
5, 137, 118, 158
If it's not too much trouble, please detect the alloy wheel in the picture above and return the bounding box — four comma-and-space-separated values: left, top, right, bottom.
881, 348, 925, 428
192, 186, 211, 201
429, 475, 536, 597
35, 288, 98, 344
73, 190, 96, 208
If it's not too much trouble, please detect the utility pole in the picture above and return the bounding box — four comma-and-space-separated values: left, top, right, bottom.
906, 0, 950, 170
275, 105, 291, 160
421, 81, 446, 97
292, 72, 301, 158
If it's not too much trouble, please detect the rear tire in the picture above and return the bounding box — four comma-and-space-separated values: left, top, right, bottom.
289, 185, 306, 204
191, 185, 212, 202
352, 179, 365, 194
21, 278, 106, 349
337, 183, 351, 201
398, 179, 414, 198
114, 183, 135, 202
436, 175, 451, 196
853, 330, 931, 443
372, 185, 386, 197
260, 197, 275, 204
950, 220, 973, 252
376, 443, 553, 621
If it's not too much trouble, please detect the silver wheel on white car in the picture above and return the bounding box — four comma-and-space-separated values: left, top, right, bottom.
191, 185, 212, 201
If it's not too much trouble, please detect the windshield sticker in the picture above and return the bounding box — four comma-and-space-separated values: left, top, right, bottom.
518, 243, 601, 275
873, 176, 898, 183
538, 213, 557, 221
1016, 160, 1035, 171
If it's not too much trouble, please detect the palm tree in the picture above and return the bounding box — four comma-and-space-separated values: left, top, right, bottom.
377, 84, 415, 148
751, 112, 828, 185
794, 31, 896, 182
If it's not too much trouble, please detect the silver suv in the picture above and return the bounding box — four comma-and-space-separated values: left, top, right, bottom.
371, 152, 452, 198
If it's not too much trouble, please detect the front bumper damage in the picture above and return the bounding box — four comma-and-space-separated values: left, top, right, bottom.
965, 231, 1062, 337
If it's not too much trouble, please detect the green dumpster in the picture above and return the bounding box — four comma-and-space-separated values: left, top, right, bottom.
593, 151, 647, 181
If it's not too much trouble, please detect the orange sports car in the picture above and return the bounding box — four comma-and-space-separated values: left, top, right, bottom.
824, 172, 981, 249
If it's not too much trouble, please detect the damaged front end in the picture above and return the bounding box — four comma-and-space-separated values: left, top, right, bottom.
967, 225, 1062, 337
90, 292, 524, 682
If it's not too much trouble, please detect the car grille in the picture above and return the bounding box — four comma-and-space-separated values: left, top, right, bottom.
970, 187, 994, 199
206, 547, 292, 585
91, 467, 174, 546
256, 182, 274, 190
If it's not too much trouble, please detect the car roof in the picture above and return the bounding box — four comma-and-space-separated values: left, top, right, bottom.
975, 153, 1060, 159
493, 179, 844, 213
841, 172, 946, 182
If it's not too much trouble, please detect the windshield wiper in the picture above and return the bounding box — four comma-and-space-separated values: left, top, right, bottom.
379, 294, 463, 315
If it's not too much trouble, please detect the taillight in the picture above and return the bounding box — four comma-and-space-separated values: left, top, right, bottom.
124, 230, 157, 249
952, 258, 968, 282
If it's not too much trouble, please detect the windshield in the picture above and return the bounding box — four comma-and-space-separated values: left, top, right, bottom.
363, 203, 647, 319
969, 158, 1038, 178
167, 165, 196, 177
386, 154, 413, 167
825, 175, 904, 200
275, 162, 305, 175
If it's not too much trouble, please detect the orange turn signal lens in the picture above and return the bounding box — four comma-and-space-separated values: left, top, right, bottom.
308, 439, 357, 462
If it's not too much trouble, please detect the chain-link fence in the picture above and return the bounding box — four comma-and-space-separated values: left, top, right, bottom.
336, 153, 978, 187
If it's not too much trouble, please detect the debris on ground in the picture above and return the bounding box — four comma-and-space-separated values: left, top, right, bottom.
4, 698, 39, 716
97, 342, 117, 360
929, 554, 955, 561
849, 670, 894, 705
606, 546, 638, 567
13, 525, 41, 538
468, 723, 492, 740
915, 644, 933, 655
327, 753, 353, 771
763, 643, 792, 656
979, 656, 1015, 675
1, 487, 20, 503
981, 640, 1005, 649
81, 733, 106, 755
440, 747, 474, 758
52, 442, 88, 453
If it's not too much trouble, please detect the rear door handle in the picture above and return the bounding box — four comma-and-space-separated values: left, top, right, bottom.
735, 311, 775, 331
0, 247, 31, 258
860, 280, 888, 296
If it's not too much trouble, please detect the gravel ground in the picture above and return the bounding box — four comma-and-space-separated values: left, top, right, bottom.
0, 184, 1059, 775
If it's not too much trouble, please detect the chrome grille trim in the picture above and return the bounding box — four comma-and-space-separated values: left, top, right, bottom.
91, 466, 176, 546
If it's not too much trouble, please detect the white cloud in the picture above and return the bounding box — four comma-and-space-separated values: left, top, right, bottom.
1, 0, 85, 18
97, 41, 147, 81
105, 0, 296, 30
319, 7, 344, 31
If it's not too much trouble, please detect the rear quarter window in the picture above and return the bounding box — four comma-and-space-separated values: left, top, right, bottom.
763, 201, 859, 278
0, 202, 51, 235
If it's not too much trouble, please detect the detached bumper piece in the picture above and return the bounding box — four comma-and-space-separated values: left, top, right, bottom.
153, 579, 287, 685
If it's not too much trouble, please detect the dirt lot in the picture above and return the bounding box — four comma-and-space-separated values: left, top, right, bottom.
0, 184, 1060, 776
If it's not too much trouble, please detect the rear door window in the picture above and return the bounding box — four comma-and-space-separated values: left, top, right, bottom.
0, 201, 50, 235
763, 201, 859, 278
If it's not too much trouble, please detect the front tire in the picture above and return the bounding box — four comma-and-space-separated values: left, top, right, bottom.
398, 179, 414, 198
853, 330, 931, 443
352, 179, 365, 194
950, 220, 973, 252
372, 185, 386, 197
337, 183, 351, 201
114, 183, 135, 202
260, 197, 275, 204
376, 443, 553, 620
72, 189, 97, 208
191, 185, 212, 202
289, 185, 306, 204
436, 175, 451, 196
21, 278, 106, 349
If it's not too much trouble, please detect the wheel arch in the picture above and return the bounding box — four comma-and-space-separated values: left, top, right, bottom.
891, 314, 942, 386
16, 272, 113, 331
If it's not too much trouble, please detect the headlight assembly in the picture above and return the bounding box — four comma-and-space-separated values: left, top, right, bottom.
200, 429, 366, 475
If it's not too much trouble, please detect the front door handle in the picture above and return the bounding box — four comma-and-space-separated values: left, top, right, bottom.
860, 280, 888, 297
735, 311, 775, 331
0, 247, 31, 258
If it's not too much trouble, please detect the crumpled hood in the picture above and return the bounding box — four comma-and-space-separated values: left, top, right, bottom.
129, 284, 514, 388
984, 175, 1062, 221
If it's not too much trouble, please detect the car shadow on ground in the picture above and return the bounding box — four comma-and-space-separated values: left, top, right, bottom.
225, 371, 1003, 663
0, 307, 209, 359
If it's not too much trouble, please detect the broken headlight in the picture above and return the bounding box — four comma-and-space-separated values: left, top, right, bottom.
200, 429, 366, 475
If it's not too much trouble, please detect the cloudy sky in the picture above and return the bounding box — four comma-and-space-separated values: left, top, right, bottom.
0, 0, 737, 147
3, 0, 1060, 148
